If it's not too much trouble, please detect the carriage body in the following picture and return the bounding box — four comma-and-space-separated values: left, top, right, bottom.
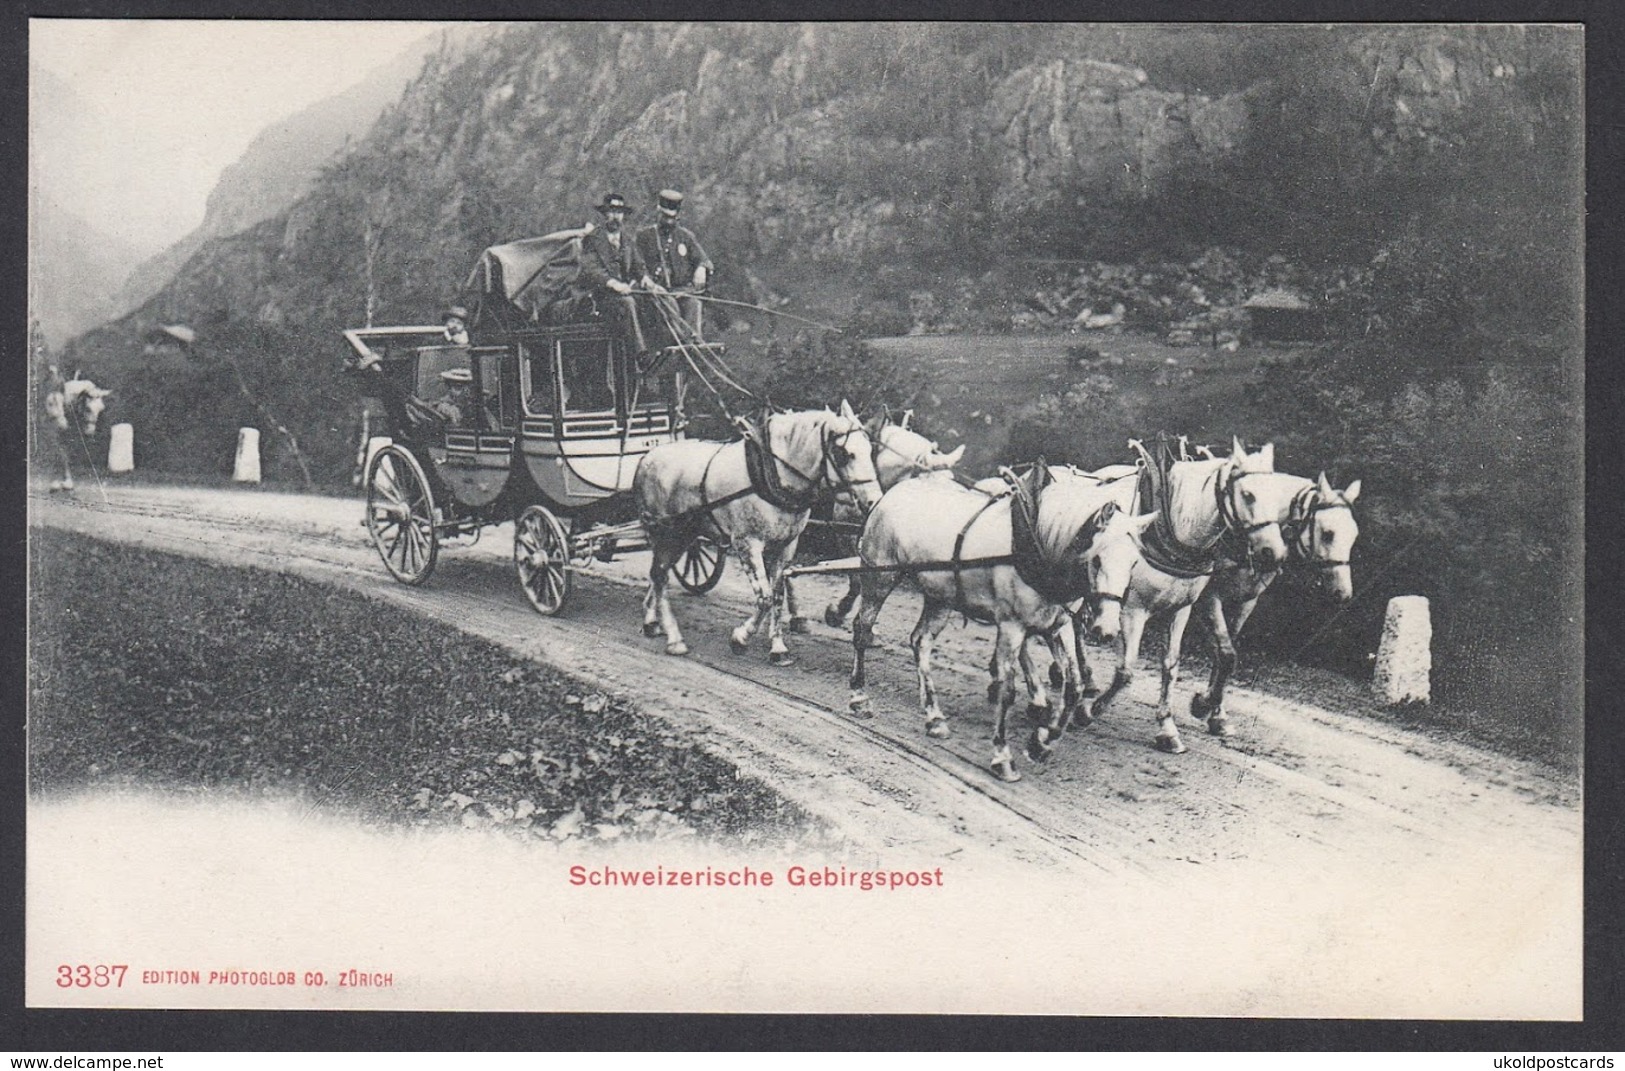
341, 230, 727, 609
347, 325, 680, 510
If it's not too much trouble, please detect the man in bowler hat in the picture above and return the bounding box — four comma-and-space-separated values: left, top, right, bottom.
580, 192, 653, 354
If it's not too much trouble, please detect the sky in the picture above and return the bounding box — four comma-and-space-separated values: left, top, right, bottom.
31, 19, 451, 255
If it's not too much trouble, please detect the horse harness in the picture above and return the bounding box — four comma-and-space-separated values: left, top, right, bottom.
1280, 484, 1354, 571
653, 417, 878, 540
893, 474, 1120, 619
1134, 441, 1274, 579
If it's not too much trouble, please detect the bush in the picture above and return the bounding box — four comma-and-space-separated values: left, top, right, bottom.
1000, 374, 1145, 468
1239, 349, 1582, 759
752, 332, 912, 417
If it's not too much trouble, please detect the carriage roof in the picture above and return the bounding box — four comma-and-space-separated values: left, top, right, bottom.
465, 227, 592, 323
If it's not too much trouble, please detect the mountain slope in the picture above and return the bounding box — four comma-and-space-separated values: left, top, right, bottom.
112, 25, 495, 320
62, 23, 1577, 485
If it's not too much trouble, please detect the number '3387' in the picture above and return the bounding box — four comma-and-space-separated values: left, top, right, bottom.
56, 964, 127, 987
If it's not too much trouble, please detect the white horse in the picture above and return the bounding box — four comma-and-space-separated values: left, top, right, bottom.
1190, 471, 1362, 737
813, 409, 965, 631
1083, 439, 1297, 754
43, 369, 112, 492
636, 402, 883, 665
847, 462, 1158, 781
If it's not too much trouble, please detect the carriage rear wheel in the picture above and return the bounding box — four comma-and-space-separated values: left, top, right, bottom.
675, 533, 727, 594
365, 444, 439, 585
515, 505, 573, 615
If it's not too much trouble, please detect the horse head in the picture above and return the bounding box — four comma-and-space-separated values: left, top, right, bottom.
811, 400, 883, 512
872, 419, 964, 491
1292, 472, 1362, 601
1083, 505, 1158, 643
1219, 437, 1288, 571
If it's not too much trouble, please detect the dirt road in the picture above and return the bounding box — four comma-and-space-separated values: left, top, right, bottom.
27, 479, 1583, 1016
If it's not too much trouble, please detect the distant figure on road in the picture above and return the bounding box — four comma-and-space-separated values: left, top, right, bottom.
43, 365, 112, 492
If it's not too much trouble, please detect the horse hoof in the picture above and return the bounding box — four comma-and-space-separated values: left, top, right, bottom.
642, 622, 663, 638
729, 634, 749, 654
769, 650, 797, 667
788, 616, 811, 635
849, 694, 873, 717
824, 607, 846, 629
1154, 734, 1188, 755
926, 719, 951, 740
1190, 693, 1213, 721
1026, 730, 1054, 763
665, 641, 689, 657
1207, 715, 1232, 738
991, 759, 1022, 783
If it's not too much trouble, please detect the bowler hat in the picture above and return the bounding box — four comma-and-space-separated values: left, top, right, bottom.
656, 189, 685, 215
443, 305, 469, 322
595, 193, 632, 214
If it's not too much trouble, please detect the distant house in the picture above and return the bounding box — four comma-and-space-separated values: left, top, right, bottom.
142, 323, 198, 368
1243, 288, 1323, 341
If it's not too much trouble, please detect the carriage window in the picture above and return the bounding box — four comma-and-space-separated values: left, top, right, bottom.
475, 350, 511, 428
522, 343, 556, 415
559, 337, 616, 413
416, 346, 468, 404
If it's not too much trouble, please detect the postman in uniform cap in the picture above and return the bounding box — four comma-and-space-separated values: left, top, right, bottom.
656, 189, 685, 216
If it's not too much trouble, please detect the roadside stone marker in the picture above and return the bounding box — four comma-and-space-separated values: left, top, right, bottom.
1373, 595, 1431, 705
108, 423, 134, 473
233, 427, 261, 484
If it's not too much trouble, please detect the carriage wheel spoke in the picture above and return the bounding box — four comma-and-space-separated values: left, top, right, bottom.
366, 446, 438, 586
514, 507, 570, 615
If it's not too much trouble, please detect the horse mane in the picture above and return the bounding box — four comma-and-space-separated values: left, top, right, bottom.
1034, 469, 1124, 559
1163, 455, 1230, 549
767, 408, 833, 461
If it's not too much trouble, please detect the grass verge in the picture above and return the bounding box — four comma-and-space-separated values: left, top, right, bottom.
29, 528, 829, 847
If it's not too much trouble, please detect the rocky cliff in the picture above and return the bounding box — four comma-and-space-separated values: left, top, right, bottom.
60, 23, 1577, 484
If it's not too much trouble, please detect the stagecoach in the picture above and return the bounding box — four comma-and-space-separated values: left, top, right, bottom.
343, 229, 728, 613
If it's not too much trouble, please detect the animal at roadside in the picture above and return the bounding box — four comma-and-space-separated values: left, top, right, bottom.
636, 402, 882, 665
1190, 472, 1361, 737
847, 462, 1156, 782
43, 370, 112, 492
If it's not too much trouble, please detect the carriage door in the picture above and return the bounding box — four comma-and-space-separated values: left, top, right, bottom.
420, 344, 510, 510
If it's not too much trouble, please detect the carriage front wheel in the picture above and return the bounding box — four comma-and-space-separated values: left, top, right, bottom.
365, 444, 439, 585
515, 505, 573, 615
674, 533, 726, 594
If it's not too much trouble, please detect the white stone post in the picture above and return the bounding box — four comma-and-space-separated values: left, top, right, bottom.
108, 423, 135, 473
1373, 595, 1431, 705
233, 427, 262, 484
